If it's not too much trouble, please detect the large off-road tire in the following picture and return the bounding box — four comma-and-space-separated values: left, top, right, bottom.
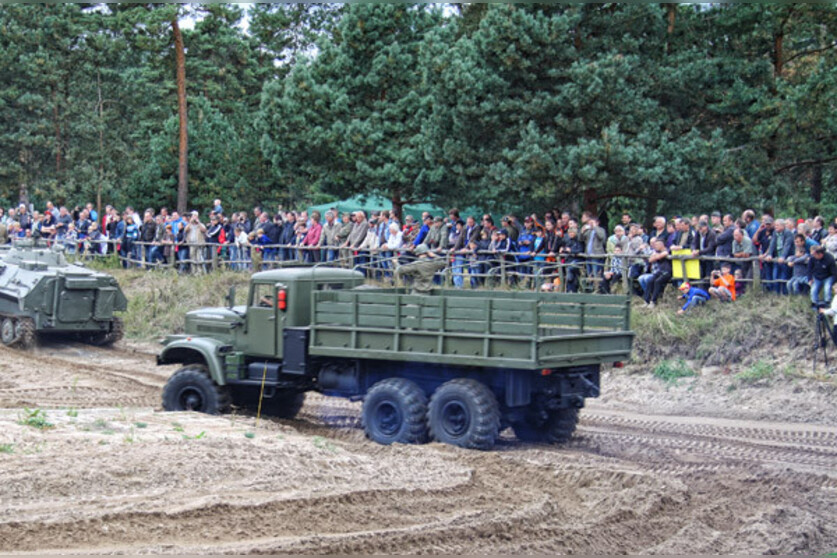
362, 378, 428, 445
162, 365, 230, 415
13, 318, 35, 349
259, 390, 306, 419
88, 317, 124, 347
0, 318, 16, 346
428, 378, 500, 451
513, 408, 579, 444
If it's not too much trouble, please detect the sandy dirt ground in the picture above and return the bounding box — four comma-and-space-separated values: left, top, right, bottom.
0, 341, 835, 554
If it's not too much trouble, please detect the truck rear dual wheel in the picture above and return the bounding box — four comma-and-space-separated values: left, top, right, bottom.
162, 365, 230, 415
513, 408, 579, 444
428, 379, 501, 451
362, 378, 429, 445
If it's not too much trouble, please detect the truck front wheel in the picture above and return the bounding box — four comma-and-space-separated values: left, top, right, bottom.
162, 365, 230, 415
362, 378, 428, 445
428, 379, 500, 451
513, 408, 579, 444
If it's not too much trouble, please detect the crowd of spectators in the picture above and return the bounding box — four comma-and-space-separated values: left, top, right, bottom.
1, 200, 836, 312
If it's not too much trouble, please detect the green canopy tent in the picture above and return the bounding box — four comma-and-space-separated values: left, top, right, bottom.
308, 195, 487, 223
308, 195, 446, 222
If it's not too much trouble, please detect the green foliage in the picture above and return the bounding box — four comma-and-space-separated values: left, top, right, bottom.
17, 408, 54, 430
653, 359, 696, 383
114, 268, 250, 340
1, 4, 835, 222
734, 360, 776, 386
632, 293, 811, 367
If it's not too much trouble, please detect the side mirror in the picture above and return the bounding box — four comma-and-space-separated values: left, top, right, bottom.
226, 285, 236, 308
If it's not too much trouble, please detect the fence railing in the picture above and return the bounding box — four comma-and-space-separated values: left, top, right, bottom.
4, 236, 805, 296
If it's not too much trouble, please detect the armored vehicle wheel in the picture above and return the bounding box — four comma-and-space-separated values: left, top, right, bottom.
428, 379, 500, 451
162, 365, 230, 415
1, 318, 16, 346
14, 318, 35, 349
362, 378, 428, 445
513, 408, 579, 444
88, 317, 124, 346
260, 390, 306, 419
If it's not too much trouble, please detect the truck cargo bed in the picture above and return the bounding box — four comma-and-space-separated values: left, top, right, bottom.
309, 289, 633, 369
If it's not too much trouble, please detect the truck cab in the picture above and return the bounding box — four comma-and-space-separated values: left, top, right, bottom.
158, 268, 364, 415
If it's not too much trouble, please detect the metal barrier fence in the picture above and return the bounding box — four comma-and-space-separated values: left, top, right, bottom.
7, 236, 794, 296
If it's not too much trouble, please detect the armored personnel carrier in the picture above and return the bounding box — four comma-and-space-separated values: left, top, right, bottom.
0, 241, 127, 348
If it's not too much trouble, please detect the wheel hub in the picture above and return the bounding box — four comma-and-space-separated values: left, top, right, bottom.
374, 401, 402, 436
1, 319, 15, 344
441, 400, 470, 437
178, 388, 204, 411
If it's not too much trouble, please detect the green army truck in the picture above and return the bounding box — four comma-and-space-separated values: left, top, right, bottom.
158, 268, 633, 450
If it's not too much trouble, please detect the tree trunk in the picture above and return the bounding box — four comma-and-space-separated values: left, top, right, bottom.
97, 70, 104, 222
18, 149, 29, 206
391, 192, 403, 222
666, 3, 676, 35
774, 32, 784, 78
582, 188, 598, 216
643, 193, 658, 231
665, 3, 676, 54
52, 88, 62, 183
172, 15, 189, 215
811, 163, 823, 204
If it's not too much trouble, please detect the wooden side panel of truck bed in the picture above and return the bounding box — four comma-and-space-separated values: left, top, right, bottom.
309, 289, 633, 369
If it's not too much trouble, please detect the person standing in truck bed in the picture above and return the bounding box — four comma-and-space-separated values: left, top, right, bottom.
395, 244, 447, 294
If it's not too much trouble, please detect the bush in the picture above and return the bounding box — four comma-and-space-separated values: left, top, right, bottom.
653, 359, 696, 383
734, 360, 775, 386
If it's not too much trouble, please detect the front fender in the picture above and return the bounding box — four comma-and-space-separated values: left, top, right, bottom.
157, 336, 228, 386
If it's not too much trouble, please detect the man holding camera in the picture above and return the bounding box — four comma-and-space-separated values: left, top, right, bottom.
809, 246, 837, 308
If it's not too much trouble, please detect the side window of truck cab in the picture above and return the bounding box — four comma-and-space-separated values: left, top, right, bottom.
251, 283, 275, 308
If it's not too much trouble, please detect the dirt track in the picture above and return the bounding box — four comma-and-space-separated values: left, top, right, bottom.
0, 342, 835, 554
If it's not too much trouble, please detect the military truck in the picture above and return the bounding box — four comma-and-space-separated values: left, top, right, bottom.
0, 242, 127, 348
158, 268, 633, 450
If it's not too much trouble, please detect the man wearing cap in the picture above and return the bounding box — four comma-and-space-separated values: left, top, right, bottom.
676, 282, 710, 315
396, 244, 447, 294
710, 211, 722, 234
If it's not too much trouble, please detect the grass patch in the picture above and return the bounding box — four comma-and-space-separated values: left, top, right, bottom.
653, 359, 696, 383
107, 268, 250, 341
134, 422, 148, 429
0, 443, 14, 454
632, 293, 812, 369
734, 360, 775, 386
17, 408, 54, 430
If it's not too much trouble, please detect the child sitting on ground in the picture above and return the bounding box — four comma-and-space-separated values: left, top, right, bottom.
677, 281, 710, 315
708, 263, 736, 302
